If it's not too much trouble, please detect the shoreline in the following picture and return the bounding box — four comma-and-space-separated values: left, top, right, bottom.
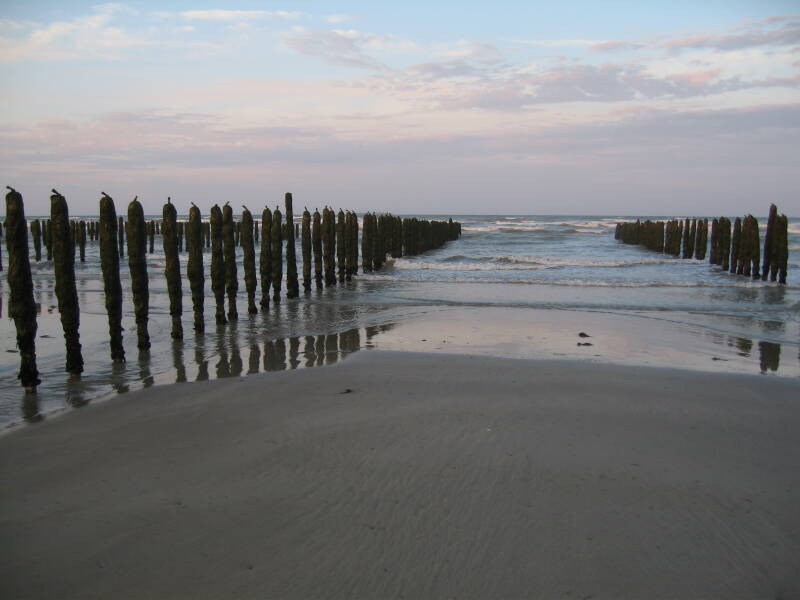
3, 303, 798, 429
2, 350, 799, 598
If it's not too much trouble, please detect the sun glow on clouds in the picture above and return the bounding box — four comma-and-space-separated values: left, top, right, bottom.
0, 3, 798, 214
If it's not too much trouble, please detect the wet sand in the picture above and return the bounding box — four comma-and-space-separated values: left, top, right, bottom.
1, 351, 799, 599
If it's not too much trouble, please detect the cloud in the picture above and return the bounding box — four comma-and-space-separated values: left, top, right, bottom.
0, 3, 155, 61
592, 15, 800, 55
326, 15, 353, 24
178, 10, 304, 21
284, 28, 415, 70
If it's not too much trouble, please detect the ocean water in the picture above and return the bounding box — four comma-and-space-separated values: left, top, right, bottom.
2, 214, 798, 427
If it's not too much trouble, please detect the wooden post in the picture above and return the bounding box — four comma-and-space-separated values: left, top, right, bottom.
127, 196, 151, 350
79, 220, 86, 262
762, 204, 777, 281
302, 207, 311, 293
210, 204, 227, 324
99, 193, 124, 362
187, 203, 205, 332
260, 207, 272, 310
337, 209, 346, 282
271, 207, 283, 301
241, 206, 258, 313
118, 215, 125, 258
5, 187, 40, 391
285, 193, 299, 298
222, 203, 238, 321
50, 190, 84, 375
312, 209, 322, 288
162, 198, 183, 339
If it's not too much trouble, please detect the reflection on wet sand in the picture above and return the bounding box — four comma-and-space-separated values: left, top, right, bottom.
759, 341, 780, 374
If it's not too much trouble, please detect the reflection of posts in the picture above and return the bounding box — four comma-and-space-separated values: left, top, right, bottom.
326, 334, 338, 365
304, 335, 316, 367
194, 339, 209, 382
275, 339, 287, 371
172, 340, 187, 383
315, 335, 325, 366
758, 341, 781, 373
289, 337, 300, 370
229, 336, 243, 378
248, 343, 260, 375
215, 334, 230, 379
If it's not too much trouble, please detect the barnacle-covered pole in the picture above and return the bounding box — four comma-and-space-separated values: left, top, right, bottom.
312, 208, 322, 288
5, 187, 40, 391
162, 197, 183, 339
50, 190, 84, 375
30, 220, 42, 261
285, 193, 299, 298
117, 215, 125, 258
260, 207, 272, 310
336, 209, 346, 282
222, 203, 238, 321
241, 206, 258, 313
271, 207, 283, 301
127, 196, 151, 350
99, 193, 124, 362
210, 204, 226, 324
79, 220, 87, 262
302, 207, 311, 293
323, 207, 335, 286
186, 203, 205, 332
762, 204, 778, 281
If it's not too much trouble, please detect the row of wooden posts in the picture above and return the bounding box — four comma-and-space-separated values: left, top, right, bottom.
3, 187, 462, 393
614, 204, 790, 284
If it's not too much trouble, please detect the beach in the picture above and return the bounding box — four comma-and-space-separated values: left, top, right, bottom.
2, 350, 799, 599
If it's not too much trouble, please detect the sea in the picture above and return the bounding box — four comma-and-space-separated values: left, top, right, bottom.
2, 214, 798, 427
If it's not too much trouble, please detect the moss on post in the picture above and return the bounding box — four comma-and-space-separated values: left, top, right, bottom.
762, 204, 778, 281
5, 187, 40, 391
241, 206, 258, 313
117, 215, 125, 258
50, 190, 84, 375
187, 203, 205, 332
79, 220, 86, 262
323, 207, 336, 286
162, 197, 183, 339
210, 205, 226, 324
260, 207, 272, 310
301, 207, 311, 293
127, 196, 150, 350
775, 214, 788, 284
336, 209, 346, 282
312, 209, 322, 288
222, 203, 238, 321
285, 193, 299, 299
99, 193, 124, 362
271, 208, 283, 301
30, 220, 42, 262
148, 220, 155, 254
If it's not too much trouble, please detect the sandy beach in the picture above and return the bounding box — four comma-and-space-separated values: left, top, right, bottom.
2, 350, 798, 599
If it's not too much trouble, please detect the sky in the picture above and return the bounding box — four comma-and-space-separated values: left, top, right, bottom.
1, 1, 798, 216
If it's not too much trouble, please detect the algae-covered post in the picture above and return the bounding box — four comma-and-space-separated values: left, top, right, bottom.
362, 213, 372, 271
323, 207, 336, 286
99, 193, 124, 362
31, 219, 42, 261
162, 197, 183, 339
222, 203, 238, 321
79, 220, 86, 262
209, 205, 226, 324
762, 204, 778, 281
730, 217, 742, 274
148, 220, 155, 254
345, 211, 356, 280
284, 193, 299, 299
45, 219, 52, 261
775, 214, 788, 284
312, 209, 322, 288
241, 206, 258, 313
259, 207, 272, 310
271, 207, 283, 301
719, 217, 732, 272
337, 209, 346, 282
5, 187, 40, 392
301, 207, 311, 293
127, 196, 151, 350
50, 190, 84, 375
117, 215, 125, 258
187, 203, 205, 332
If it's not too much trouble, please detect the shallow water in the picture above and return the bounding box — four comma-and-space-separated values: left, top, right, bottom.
1, 214, 798, 427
